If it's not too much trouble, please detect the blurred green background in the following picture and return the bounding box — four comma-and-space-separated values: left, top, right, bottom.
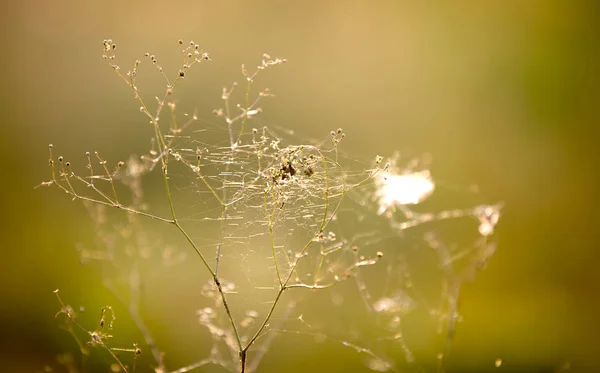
1, 0, 599, 372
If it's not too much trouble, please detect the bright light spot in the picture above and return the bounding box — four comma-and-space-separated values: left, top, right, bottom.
375, 170, 435, 215
373, 297, 396, 313
475, 204, 502, 237
373, 291, 415, 314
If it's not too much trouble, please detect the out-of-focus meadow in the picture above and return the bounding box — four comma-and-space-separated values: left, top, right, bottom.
1, 1, 599, 372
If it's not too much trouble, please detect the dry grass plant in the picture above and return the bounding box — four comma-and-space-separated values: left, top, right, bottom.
39, 39, 502, 373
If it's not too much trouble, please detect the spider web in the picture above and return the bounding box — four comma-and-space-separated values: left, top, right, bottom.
157, 119, 502, 373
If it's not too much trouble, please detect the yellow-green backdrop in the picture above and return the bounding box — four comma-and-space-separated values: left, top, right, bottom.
1, 1, 599, 372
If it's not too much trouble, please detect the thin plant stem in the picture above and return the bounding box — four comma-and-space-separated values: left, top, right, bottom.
237, 80, 252, 143
159, 157, 244, 353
